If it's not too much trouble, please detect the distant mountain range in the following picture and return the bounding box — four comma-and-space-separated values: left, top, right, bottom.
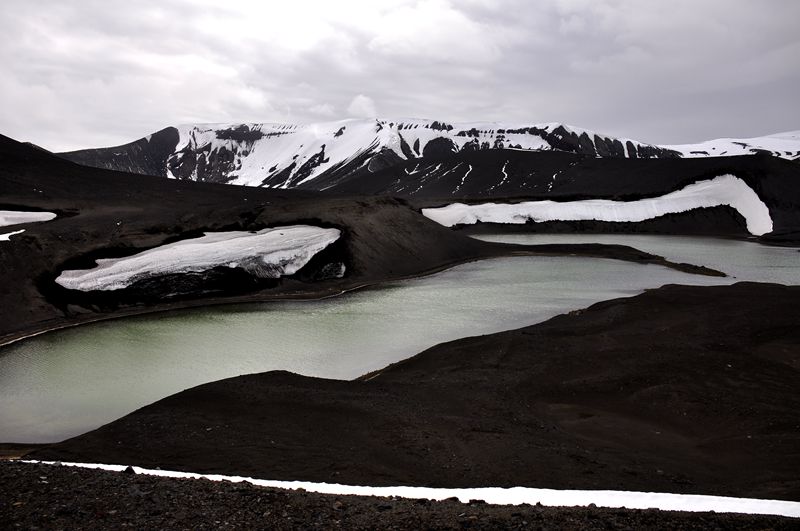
58, 119, 800, 194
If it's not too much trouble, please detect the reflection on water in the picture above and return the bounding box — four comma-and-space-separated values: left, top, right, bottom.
2, 234, 797, 443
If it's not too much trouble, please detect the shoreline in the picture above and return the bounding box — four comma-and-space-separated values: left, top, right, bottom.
27, 282, 800, 501
17, 460, 800, 518
4, 461, 798, 529
0, 240, 725, 350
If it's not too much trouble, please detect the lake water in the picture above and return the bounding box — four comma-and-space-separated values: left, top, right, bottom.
471, 233, 800, 285
1, 235, 798, 443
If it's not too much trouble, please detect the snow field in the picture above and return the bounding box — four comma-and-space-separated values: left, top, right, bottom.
665, 131, 800, 159
422, 175, 773, 236
55, 226, 341, 291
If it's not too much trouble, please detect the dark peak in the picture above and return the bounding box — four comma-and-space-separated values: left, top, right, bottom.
215, 125, 264, 142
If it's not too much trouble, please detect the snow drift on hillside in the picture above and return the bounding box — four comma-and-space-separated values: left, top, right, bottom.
0, 210, 57, 228
0, 229, 25, 241
422, 175, 773, 236
55, 226, 341, 291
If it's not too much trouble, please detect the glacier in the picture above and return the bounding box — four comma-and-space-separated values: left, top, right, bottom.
422, 175, 773, 236
55, 225, 341, 292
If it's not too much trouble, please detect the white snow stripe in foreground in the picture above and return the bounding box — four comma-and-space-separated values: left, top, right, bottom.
22, 461, 800, 518
55, 225, 340, 292
422, 175, 773, 236
0, 229, 25, 241
0, 210, 57, 228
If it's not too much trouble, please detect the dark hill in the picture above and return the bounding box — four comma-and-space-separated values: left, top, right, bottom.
58, 127, 180, 178
31, 282, 800, 501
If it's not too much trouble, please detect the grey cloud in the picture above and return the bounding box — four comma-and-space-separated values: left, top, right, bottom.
0, 0, 797, 150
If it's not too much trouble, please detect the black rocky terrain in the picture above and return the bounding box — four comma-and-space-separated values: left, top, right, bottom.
455, 206, 751, 237
59, 126, 180, 178
31, 283, 800, 502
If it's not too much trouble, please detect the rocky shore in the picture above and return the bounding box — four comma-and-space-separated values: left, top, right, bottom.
2, 461, 797, 530
30, 283, 800, 502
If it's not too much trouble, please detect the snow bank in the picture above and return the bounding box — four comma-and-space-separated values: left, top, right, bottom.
22, 461, 800, 518
0, 229, 25, 241
422, 175, 773, 236
55, 225, 340, 291
0, 210, 57, 228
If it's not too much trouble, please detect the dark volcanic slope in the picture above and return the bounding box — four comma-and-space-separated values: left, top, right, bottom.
33, 283, 800, 501
58, 127, 180, 177
5, 462, 797, 530
457, 206, 752, 237
0, 134, 492, 343
337, 149, 798, 202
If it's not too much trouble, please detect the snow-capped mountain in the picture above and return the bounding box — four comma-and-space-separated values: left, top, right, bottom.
58, 119, 682, 186
58, 119, 800, 196
664, 131, 800, 160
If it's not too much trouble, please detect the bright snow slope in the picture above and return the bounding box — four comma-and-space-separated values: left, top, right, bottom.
665, 131, 800, 160
55, 226, 340, 291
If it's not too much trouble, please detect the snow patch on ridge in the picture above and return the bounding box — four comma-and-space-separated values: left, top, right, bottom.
0, 229, 25, 241
0, 210, 57, 228
22, 461, 800, 518
664, 131, 800, 160
422, 175, 773, 236
55, 225, 341, 292
453, 164, 473, 194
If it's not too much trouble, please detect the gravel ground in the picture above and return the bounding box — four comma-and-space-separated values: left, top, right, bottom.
34, 283, 800, 501
2, 461, 798, 530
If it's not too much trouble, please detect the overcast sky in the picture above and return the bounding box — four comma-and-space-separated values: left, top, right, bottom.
1, 0, 798, 151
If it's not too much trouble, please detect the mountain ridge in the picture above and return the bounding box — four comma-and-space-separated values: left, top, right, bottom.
57, 119, 799, 190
